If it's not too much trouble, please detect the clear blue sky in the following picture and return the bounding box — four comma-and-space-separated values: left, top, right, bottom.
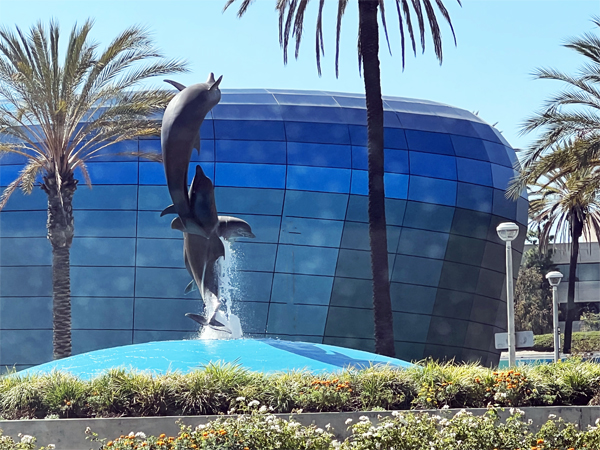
0, 0, 598, 150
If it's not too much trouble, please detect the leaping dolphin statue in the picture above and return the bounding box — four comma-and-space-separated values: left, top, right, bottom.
161, 73, 222, 237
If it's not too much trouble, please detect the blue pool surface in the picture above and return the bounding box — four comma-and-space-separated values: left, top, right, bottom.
20, 339, 412, 380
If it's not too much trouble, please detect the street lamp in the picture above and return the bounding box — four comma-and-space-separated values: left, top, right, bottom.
497, 222, 520, 367
546, 270, 564, 363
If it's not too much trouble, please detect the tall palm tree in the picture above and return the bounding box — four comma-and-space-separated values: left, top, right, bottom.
512, 157, 600, 353
224, 0, 460, 357
0, 20, 188, 359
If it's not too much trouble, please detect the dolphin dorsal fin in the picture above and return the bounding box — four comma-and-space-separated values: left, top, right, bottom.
160, 204, 177, 217
171, 217, 185, 231
209, 75, 223, 91
164, 79, 186, 91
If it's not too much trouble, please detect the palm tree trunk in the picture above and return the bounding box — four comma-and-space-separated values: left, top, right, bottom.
563, 215, 583, 354
359, 0, 395, 357
41, 172, 77, 360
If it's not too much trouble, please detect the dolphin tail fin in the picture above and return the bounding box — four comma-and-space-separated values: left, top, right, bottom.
209, 74, 223, 91
184, 280, 197, 295
185, 312, 208, 326
160, 204, 177, 217
164, 79, 186, 91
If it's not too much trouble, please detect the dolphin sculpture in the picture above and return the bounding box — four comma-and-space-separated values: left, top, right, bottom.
161, 73, 222, 237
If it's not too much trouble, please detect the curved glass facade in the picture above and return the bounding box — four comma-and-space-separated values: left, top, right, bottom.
0, 89, 527, 370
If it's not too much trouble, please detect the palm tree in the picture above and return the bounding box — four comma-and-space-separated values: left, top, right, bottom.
512, 156, 600, 353
224, 0, 460, 357
0, 20, 188, 359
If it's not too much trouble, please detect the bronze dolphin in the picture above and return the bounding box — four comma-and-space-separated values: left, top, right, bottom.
160, 73, 222, 237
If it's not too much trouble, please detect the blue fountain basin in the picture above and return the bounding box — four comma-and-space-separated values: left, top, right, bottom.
20, 339, 412, 380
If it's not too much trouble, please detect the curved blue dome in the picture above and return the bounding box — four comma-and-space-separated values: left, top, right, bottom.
0, 89, 527, 371
20, 339, 411, 380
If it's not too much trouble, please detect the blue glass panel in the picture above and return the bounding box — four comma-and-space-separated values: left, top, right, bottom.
456, 158, 493, 186
492, 188, 518, 219
390, 283, 437, 314
283, 190, 348, 220
72, 330, 132, 355
0, 266, 51, 296
352, 146, 367, 169
471, 122, 502, 143
280, 216, 344, 247
0, 165, 27, 187
341, 108, 366, 126
133, 330, 193, 344
403, 201, 454, 233
216, 140, 286, 164
330, 277, 372, 308
134, 298, 198, 331
1, 297, 52, 329
491, 164, 516, 189
135, 267, 190, 298
483, 140, 512, 167
220, 91, 278, 104
324, 306, 374, 339
350, 171, 408, 199
392, 254, 443, 286
392, 312, 431, 342
0, 330, 52, 365
506, 146, 518, 166
284, 122, 350, 145
138, 138, 161, 154
266, 303, 328, 335
442, 118, 479, 138
73, 185, 138, 210
336, 248, 394, 280
74, 210, 137, 237
137, 186, 171, 211
136, 238, 183, 268
341, 221, 400, 252
213, 120, 286, 141
396, 112, 449, 133
332, 95, 365, 108
235, 301, 269, 334
456, 183, 493, 213
92, 139, 139, 162
212, 104, 282, 121
139, 161, 214, 185
397, 228, 449, 259
287, 166, 350, 193
384, 128, 408, 149
216, 163, 286, 189
281, 105, 346, 124
408, 176, 457, 206
450, 135, 489, 161
271, 273, 333, 305
71, 237, 136, 266
72, 297, 133, 329
0, 151, 28, 164
349, 125, 367, 146
438, 261, 480, 294
287, 142, 351, 168
272, 93, 337, 106
216, 187, 284, 215
0, 211, 48, 237
75, 162, 138, 185
493, 128, 511, 146
384, 99, 436, 114
71, 267, 135, 297
275, 244, 339, 276
0, 237, 50, 266
409, 153, 457, 180
229, 271, 273, 303
234, 242, 278, 272
137, 211, 183, 238
189, 139, 215, 162
350, 170, 367, 195
1, 189, 46, 211
517, 197, 529, 225
201, 119, 214, 140
405, 130, 454, 155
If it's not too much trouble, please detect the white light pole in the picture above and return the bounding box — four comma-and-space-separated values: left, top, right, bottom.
497, 222, 520, 367
546, 270, 564, 363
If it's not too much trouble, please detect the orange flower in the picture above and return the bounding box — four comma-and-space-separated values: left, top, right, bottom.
159, 434, 166, 439
536, 439, 544, 444
219, 430, 227, 435
107, 443, 113, 447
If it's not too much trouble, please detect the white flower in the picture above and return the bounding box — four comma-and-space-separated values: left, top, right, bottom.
259, 405, 268, 413
135, 432, 146, 439
85, 427, 92, 435
549, 414, 557, 419
236, 396, 246, 402
359, 415, 370, 422
315, 428, 324, 434
47, 445, 56, 450
325, 423, 331, 430
441, 404, 450, 410
332, 440, 341, 449
345, 418, 353, 424
289, 422, 301, 428
595, 417, 600, 426
128, 432, 135, 438
20, 435, 34, 444
196, 424, 206, 430
248, 400, 260, 408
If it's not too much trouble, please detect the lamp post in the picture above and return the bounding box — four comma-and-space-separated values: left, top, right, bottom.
546, 270, 564, 363
497, 222, 520, 367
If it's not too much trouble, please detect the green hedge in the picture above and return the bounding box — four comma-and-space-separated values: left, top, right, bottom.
3, 359, 600, 420
533, 331, 600, 352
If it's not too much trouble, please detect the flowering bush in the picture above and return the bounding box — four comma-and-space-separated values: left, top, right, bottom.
0, 431, 53, 450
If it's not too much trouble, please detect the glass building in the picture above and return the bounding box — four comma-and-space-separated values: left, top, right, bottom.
0, 89, 527, 370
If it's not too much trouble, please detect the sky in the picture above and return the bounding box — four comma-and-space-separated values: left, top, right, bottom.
0, 0, 598, 151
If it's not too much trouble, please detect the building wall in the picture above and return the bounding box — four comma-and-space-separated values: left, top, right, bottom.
0, 90, 528, 370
